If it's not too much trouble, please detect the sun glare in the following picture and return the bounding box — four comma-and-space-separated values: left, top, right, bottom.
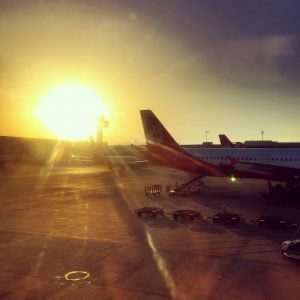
37, 84, 108, 140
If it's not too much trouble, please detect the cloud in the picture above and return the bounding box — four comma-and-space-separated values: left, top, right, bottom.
212, 34, 299, 86
260, 35, 296, 56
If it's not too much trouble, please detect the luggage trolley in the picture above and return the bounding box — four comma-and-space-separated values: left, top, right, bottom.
144, 185, 162, 196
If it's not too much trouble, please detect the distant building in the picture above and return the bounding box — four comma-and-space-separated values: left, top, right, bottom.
244, 140, 275, 147
244, 140, 300, 148
183, 142, 219, 148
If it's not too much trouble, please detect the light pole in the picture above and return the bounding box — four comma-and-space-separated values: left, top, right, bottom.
205, 131, 209, 143
261, 130, 264, 141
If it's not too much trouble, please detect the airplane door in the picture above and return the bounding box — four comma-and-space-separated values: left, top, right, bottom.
261, 154, 271, 164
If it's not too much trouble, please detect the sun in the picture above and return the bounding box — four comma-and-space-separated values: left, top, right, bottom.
37, 84, 108, 140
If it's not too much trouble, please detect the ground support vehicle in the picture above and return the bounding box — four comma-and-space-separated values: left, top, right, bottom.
167, 185, 203, 197
281, 239, 300, 259
172, 210, 202, 221
144, 185, 162, 196
213, 212, 242, 225
135, 207, 165, 218
168, 189, 188, 197
262, 181, 300, 203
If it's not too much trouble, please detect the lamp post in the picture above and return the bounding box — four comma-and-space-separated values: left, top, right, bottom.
205, 131, 209, 143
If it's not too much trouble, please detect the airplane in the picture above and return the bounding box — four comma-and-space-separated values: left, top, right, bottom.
71, 153, 148, 169
140, 110, 300, 195
97, 155, 148, 169
219, 134, 244, 148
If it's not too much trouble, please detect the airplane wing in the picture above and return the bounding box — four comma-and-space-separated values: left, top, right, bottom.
225, 156, 300, 179
71, 155, 92, 162
71, 154, 148, 168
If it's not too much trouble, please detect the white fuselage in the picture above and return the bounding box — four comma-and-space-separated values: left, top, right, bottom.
185, 147, 300, 169
140, 110, 300, 181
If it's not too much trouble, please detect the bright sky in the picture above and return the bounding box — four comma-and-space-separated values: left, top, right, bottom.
0, 0, 300, 144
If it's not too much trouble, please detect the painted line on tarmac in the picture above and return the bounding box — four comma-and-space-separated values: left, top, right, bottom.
0, 185, 116, 204
0, 229, 139, 245
30, 208, 107, 215
0, 228, 276, 259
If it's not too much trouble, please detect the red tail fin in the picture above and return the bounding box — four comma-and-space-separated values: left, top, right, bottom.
219, 134, 234, 148
140, 110, 181, 150
140, 110, 220, 176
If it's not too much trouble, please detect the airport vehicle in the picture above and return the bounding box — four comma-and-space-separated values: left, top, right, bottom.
168, 189, 185, 197
167, 183, 203, 197
172, 210, 202, 221
140, 110, 300, 197
263, 181, 300, 202
135, 207, 165, 218
257, 216, 289, 228
212, 212, 242, 225
144, 185, 162, 196
281, 239, 300, 259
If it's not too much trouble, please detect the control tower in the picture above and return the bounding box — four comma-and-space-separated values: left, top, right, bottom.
96, 115, 108, 144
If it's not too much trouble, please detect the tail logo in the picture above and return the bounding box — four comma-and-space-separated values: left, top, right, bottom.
144, 114, 164, 143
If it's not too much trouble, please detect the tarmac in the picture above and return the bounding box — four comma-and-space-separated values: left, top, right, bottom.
0, 163, 299, 299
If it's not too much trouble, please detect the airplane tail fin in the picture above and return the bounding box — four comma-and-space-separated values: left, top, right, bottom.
140, 110, 182, 150
140, 110, 220, 175
219, 134, 234, 148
